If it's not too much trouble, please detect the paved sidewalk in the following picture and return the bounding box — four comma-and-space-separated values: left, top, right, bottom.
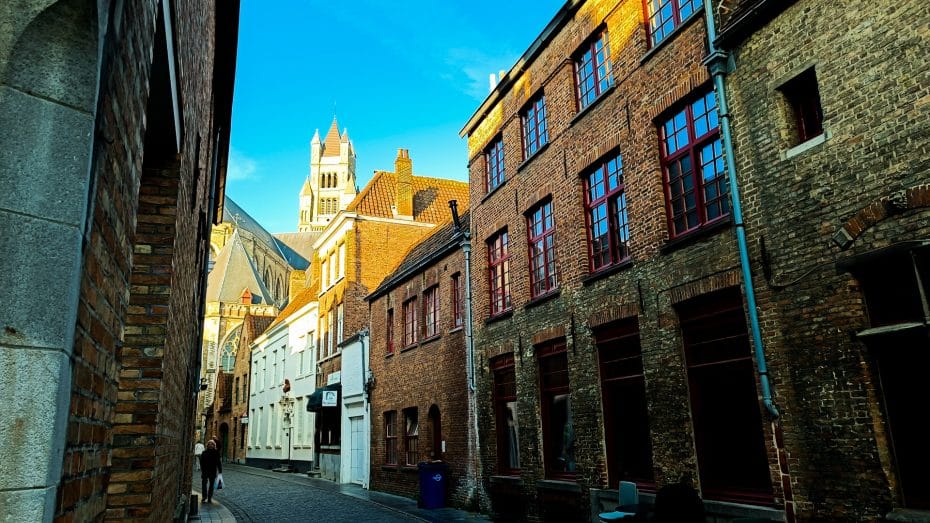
190, 490, 236, 522
225, 464, 491, 522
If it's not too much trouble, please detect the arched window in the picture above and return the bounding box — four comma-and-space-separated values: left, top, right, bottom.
219, 326, 241, 373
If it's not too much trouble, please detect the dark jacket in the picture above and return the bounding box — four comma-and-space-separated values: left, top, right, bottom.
199, 448, 222, 476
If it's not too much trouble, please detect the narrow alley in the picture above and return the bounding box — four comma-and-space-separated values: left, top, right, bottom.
198, 465, 489, 523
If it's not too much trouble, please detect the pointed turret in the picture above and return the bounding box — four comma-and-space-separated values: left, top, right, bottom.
322, 117, 341, 157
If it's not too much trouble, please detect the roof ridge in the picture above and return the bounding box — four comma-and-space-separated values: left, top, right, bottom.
347, 170, 387, 211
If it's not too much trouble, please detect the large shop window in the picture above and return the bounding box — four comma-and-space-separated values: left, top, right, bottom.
596, 318, 655, 488
678, 288, 772, 504
492, 355, 520, 474
538, 341, 575, 479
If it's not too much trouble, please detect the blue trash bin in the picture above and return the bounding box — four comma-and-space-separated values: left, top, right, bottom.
417, 461, 448, 509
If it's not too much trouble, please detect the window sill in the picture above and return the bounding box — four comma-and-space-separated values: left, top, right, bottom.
582, 259, 633, 286
661, 216, 732, 255
401, 466, 419, 473
481, 178, 508, 205
524, 289, 561, 310
385, 351, 395, 358
640, 10, 704, 65
490, 475, 523, 486
485, 309, 514, 325
448, 326, 464, 334
536, 479, 581, 493
517, 142, 550, 173
570, 84, 616, 126
419, 334, 442, 347
381, 464, 400, 472
782, 129, 830, 159
400, 343, 418, 354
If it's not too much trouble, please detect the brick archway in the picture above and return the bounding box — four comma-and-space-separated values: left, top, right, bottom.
835, 184, 930, 249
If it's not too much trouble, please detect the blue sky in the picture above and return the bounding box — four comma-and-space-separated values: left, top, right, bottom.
226, 0, 564, 233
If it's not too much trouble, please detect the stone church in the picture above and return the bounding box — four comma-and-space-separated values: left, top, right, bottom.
200, 119, 357, 456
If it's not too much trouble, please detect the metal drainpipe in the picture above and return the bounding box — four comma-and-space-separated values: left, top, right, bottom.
450, 200, 482, 507
703, 4, 780, 419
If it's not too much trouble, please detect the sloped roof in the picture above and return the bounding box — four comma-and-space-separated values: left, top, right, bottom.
239, 314, 276, 351
206, 230, 275, 304
273, 232, 317, 270
347, 171, 469, 224
223, 196, 309, 270
223, 197, 285, 255
322, 117, 342, 157
268, 285, 318, 329
368, 212, 470, 300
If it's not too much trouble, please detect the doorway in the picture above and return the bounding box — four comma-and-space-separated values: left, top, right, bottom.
349, 416, 365, 485
428, 405, 442, 461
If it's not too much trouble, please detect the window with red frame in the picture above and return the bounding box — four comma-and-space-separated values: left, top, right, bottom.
451, 273, 463, 328
575, 31, 613, 111
384, 411, 397, 465
779, 68, 824, 144
403, 298, 418, 347
492, 355, 520, 474
646, 0, 702, 46
678, 288, 772, 504
596, 318, 654, 488
538, 341, 575, 478
521, 94, 548, 159
487, 230, 512, 316
527, 200, 558, 297
584, 152, 630, 271
403, 407, 419, 466
424, 286, 439, 338
386, 308, 395, 355
485, 136, 505, 192
660, 90, 727, 238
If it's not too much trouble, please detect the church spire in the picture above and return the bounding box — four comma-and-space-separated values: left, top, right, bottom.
322, 117, 341, 157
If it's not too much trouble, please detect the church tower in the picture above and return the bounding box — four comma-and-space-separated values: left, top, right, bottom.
298, 117, 358, 232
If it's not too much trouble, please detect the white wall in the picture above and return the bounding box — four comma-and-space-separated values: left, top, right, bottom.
340, 332, 370, 488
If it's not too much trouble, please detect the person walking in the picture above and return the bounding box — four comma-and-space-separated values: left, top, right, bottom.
199, 440, 222, 503
194, 440, 205, 471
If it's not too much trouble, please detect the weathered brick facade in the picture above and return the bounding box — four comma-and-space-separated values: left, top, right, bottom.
717, 0, 930, 519
0, 1, 238, 521
367, 217, 473, 507
462, 1, 786, 521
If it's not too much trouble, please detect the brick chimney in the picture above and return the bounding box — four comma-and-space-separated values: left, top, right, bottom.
394, 148, 413, 219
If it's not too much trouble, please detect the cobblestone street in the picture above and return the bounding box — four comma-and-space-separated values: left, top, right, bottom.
209, 465, 489, 523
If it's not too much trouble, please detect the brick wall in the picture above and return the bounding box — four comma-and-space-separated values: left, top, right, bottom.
51, 1, 234, 521
464, 0, 784, 520
722, 0, 930, 518
368, 247, 471, 506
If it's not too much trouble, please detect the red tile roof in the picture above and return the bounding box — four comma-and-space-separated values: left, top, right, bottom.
347, 171, 469, 224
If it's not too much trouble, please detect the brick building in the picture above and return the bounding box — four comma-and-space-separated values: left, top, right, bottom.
0, 1, 239, 521
367, 213, 473, 506
712, 0, 930, 519
461, 0, 785, 520
222, 313, 275, 464
308, 149, 469, 482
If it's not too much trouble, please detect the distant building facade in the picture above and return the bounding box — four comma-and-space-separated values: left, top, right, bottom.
0, 1, 239, 520
367, 214, 473, 506
246, 287, 319, 471
307, 148, 470, 482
